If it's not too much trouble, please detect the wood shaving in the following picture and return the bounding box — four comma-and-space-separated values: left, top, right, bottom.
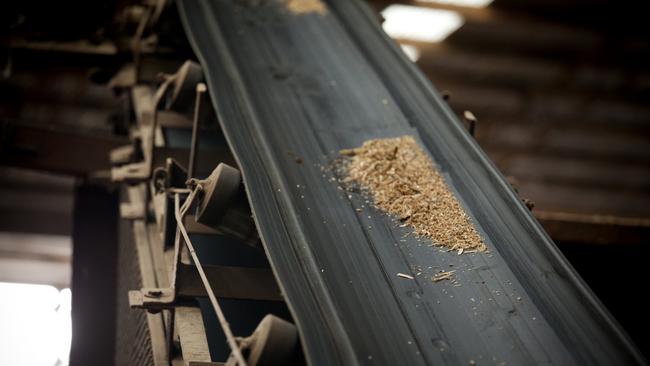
340, 136, 486, 252
397, 273, 414, 280
431, 270, 455, 283
285, 0, 327, 15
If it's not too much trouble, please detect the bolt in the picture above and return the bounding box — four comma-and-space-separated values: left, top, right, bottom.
145, 290, 163, 298
523, 198, 535, 211
463, 110, 477, 137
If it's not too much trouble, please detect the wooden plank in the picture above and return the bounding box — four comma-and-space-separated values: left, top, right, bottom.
0, 232, 71, 286
536, 210, 650, 246
147, 223, 171, 289
176, 307, 212, 363
0, 122, 127, 175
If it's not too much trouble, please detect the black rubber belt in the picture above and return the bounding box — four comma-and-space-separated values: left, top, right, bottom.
177, 0, 646, 365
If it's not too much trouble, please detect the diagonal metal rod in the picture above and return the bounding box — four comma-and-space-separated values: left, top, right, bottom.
174, 191, 247, 366
188, 83, 207, 179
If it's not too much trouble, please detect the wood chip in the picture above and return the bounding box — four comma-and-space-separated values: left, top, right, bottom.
340, 148, 356, 156
339, 136, 487, 252
397, 273, 414, 280
431, 270, 455, 283
285, 0, 327, 15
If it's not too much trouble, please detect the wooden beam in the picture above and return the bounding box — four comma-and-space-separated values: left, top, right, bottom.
1, 122, 128, 176
176, 307, 212, 363
372, 0, 650, 64
536, 210, 650, 246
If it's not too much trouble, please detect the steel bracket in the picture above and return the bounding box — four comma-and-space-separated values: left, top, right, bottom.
128, 287, 175, 313
120, 201, 146, 219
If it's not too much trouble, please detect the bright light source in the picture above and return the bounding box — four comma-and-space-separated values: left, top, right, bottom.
382, 5, 464, 43
0, 282, 71, 366
417, 0, 493, 8
400, 44, 421, 62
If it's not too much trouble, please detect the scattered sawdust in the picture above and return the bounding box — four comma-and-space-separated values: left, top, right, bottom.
285, 0, 327, 15
431, 270, 455, 283
397, 273, 414, 280
339, 136, 487, 252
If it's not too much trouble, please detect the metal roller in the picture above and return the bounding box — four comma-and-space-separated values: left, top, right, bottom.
165, 60, 205, 115
195, 163, 259, 247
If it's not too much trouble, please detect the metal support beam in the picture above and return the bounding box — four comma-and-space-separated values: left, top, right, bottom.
129, 263, 282, 312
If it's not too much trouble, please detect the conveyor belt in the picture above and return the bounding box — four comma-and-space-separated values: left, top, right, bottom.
177, 0, 645, 364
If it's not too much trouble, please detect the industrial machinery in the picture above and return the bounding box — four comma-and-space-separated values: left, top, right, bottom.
2, 0, 646, 365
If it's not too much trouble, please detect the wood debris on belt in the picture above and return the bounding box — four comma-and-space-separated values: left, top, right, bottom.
285, 0, 327, 15
431, 270, 455, 283
339, 136, 487, 252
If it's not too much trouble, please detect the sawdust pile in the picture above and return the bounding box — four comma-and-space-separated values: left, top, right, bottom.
340, 136, 487, 252
285, 0, 327, 15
